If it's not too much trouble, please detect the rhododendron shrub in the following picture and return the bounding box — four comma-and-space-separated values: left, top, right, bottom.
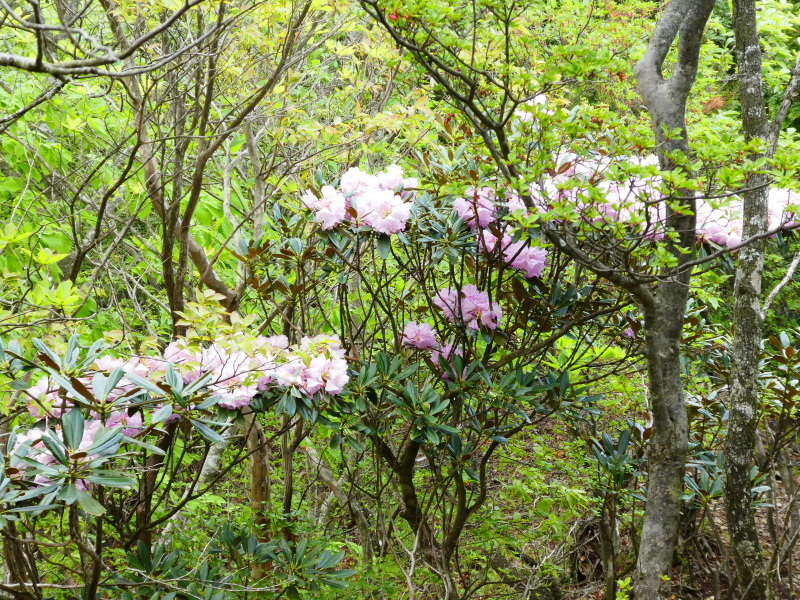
0, 326, 354, 594
2, 330, 350, 499
225, 154, 642, 595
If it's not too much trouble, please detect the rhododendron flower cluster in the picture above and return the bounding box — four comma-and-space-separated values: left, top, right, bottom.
451, 186, 549, 277
13, 333, 350, 490
514, 94, 553, 122
402, 322, 439, 350
453, 187, 498, 229
301, 186, 347, 230
301, 165, 417, 234
17, 334, 350, 473
434, 285, 503, 330
398, 322, 463, 377
479, 231, 548, 278
160, 333, 349, 408
529, 152, 800, 248
272, 335, 349, 396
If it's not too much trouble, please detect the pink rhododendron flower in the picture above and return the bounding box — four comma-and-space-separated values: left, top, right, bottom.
505, 192, 526, 213
506, 243, 548, 278
434, 285, 502, 330
357, 189, 412, 234
479, 231, 548, 278
377, 164, 418, 194
275, 357, 304, 388
507, 148, 800, 251
26, 377, 64, 419
106, 411, 143, 437
199, 345, 228, 373
320, 358, 349, 395
402, 322, 439, 350
163, 339, 198, 365
299, 334, 346, 359
305, 166, 416, 235
94, 356, 125, 371
140, 333, 352, 409
207, 351, 261, 409
433, 287, 460, 323
340, 167, 379, 195
214, 384, 259, 410
256, 376, 274, 391
12, 428, 45, 455
257, 334, 290, 350
453, 187, 497, 229
302, 356, 349, 396
302, 186, 348, 230
431, 342, 465, 379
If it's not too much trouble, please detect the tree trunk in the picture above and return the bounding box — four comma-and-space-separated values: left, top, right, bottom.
723, 1, 773, 598
633, 2, 715, 597
245, 412, 272, 540
635, 277, 692, 599
244, 412, 273, 581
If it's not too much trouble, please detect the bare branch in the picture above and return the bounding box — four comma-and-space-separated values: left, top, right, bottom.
768, 49, 800, 156
761, 249, 800, 319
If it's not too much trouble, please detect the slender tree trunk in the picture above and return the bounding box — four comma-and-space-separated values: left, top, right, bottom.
244, 412, 273, 580
599, 493, 619, 600
1, 525, 38, 600
723, 1, 773, 598
245, 413, 272, 540
161, 424, 239, 541
303, 444, 374, 565
633, 2, 715, 597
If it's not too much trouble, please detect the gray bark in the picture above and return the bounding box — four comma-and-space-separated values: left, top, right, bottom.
161, 424, 239, 540
632, 1, 715, 598
303, 444, 374, 565
723, 2, 773, 598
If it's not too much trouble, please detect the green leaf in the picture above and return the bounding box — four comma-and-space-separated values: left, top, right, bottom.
62, 409, 85, 450
137, 540, 152, 571
121, 435, 166, 455
376, 235, 391, 259
47, 373, 91, 407
16, 483, 60, 503
58, 484, 78, 505
74, 489, 105, 515
195, 395, 219, 410
41, 432, 69, 466
151, 404, 173, 424
32, 339, 62, 369
8, 503, 60, 514
17, 455, 61, 476
86, 426, 123, 455
85, 474, 135, 488
125, 372, 167, 397
189, 419, 224, 443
